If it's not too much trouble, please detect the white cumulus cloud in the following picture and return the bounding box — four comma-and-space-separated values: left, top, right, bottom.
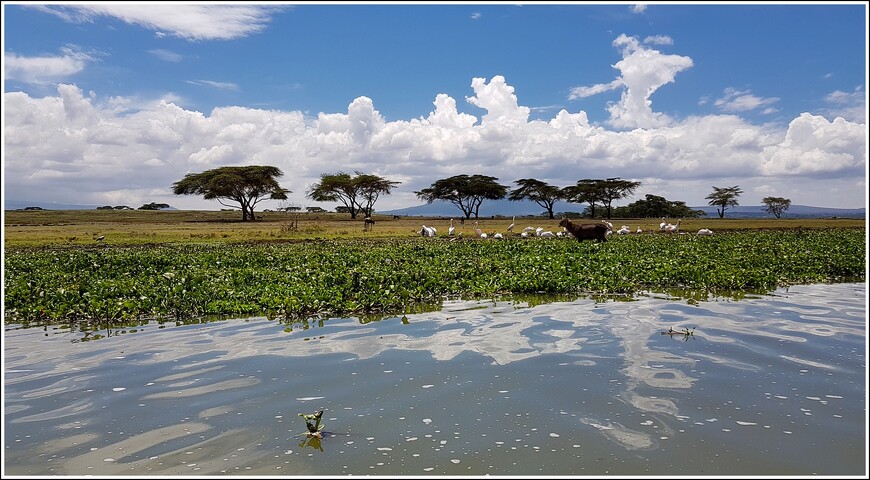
569, 34, 693, 129
4, 46, 94, 85
29, 4, 284, 41
3, 73, 865, 211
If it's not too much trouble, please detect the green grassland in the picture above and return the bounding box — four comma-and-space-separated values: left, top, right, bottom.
3, 210, 866, 331
3, 209, 865, 247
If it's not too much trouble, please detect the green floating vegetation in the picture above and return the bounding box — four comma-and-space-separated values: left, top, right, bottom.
299, 410, 325, 437
3, 229, 865, 330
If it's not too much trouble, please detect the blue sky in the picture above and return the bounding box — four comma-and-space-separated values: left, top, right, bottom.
3, 2, 867, 213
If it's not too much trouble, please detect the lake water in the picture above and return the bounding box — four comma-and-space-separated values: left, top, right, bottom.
3, 283, 866, 476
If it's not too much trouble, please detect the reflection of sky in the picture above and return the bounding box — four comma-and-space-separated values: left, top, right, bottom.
6, 283, 865, 395
4, 283, 865, 471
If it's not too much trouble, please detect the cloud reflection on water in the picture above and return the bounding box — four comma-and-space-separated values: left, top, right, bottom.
3, 283, 865, 475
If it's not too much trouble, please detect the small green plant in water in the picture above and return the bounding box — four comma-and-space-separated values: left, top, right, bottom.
298, 410, 325, 438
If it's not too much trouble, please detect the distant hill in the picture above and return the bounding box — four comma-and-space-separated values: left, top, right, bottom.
381, 199, 865, 219
4, 200, 103, 211
691, 205, 865, 219
5, 198, 863, 219
4, 200, 177, 211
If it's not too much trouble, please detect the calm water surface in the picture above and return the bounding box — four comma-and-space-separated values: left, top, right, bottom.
3, 283, 866, 476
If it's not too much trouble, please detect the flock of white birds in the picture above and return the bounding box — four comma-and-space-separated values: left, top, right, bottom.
418, 216, 714, 238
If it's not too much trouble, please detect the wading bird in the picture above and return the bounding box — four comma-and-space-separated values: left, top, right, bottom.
473, 221, 484, 238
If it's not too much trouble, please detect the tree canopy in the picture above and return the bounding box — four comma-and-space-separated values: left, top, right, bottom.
306, 171, 400, 219
706, 185, 743, 218
597, 178, 641, 219
611, 194, 705, 218
172, 165, 289, 221
139, 202, 171, 210
762, 196, 792, 219
508, 179, 565, 219
563, 179, 606, 219
415, 174, 508, 219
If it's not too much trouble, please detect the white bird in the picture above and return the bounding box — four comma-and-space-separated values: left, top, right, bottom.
697, 228, 714, 236
493, 232, 503, 239
448, 219, 455, 236
664, 219, 682, 233
420, 225, 436, 237
520, 232, 529, 238
602, 220, 613, 231
535, 227, 544, 237
95, 235, 105, 242
659, 217, 668, 231
616, 225, 631, 235
636, 226, 643, 234
473, 221, 485, 238
522, 226, 535, 234
539, 231, 556, 237
507, 216, 516, 233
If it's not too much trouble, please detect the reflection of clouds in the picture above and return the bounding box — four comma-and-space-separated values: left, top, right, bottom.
579, 417, 658, 451
142, 377, 260, 400
154, 365, 224, 382
775, 320, 853, 337
392, 320, 538, 365
535, 328, 589, 355
611, 306, 697, 420
685, 352, 761, 372
61, 423, 307, 476
296, 298, 604, 365
4, 283, 865, 471
779, 355, 840, 371
9, 397, 93, 424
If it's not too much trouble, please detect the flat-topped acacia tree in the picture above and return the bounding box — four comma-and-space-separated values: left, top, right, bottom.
706, 185, 743, 219
415, 174, 508, 219
172, 165, 290, 221
508, 178, 565, 219
306, 171, 401, 219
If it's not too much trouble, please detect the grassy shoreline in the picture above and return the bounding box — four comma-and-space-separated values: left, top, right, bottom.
3, 209, 866, 247
3, 211, 865, 329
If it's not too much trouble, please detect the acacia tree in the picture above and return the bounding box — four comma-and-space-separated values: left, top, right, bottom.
138, 202, 171, 210
508, 179, 565, 219
598, 178, 642, 219
613, 194, 705, 218
562, 179, 606, 219
172, 165, 289, 221
415, 174, 508, 219
307, 171, 400, 219
356, 173, 401, 217
762, 196, 792, 218
706, 185, 743, 218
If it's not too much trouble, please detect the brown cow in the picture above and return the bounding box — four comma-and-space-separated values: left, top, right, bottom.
558, 218, 608, 243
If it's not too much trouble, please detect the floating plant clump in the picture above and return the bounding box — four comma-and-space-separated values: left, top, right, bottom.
298, 410, 325, 438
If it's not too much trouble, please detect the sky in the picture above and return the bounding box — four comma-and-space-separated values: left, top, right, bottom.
2, 1, 868, 214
